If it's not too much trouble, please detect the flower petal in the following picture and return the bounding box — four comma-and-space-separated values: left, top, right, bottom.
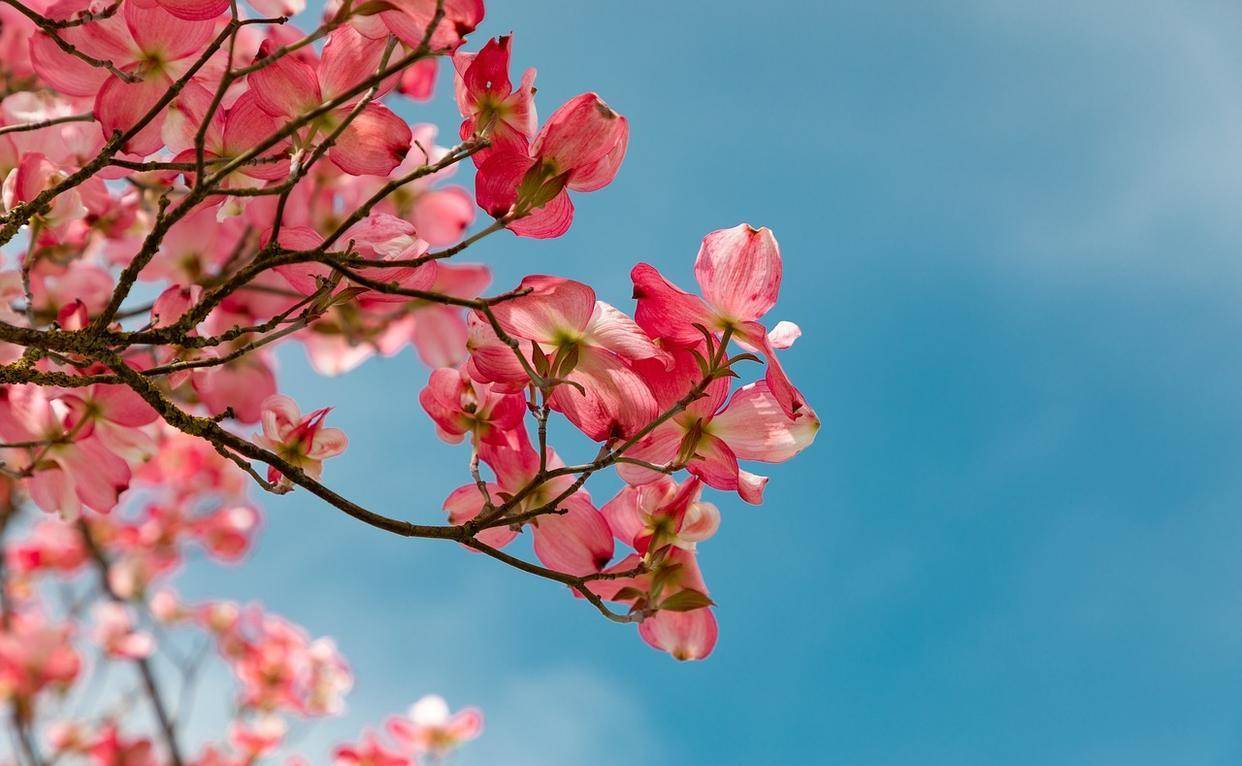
694, 224, 782, 324
329, 103, 412, 176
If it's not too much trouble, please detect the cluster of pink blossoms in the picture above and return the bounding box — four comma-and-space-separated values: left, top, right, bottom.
0, 0, 817, 718
0, 428, 483, 766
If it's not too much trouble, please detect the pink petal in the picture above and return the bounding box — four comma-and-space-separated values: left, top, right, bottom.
29, 465, 82, 519
125, 0, 216, 59
630, 263, 714, 347
409, 187, 474, 246
473, 148, 533, 218
92, 384, 158, 427
223, 91, 291, 180
95, 72, 173, 156
694, 224, 782, 324
599, 484, 647, 548
379, 0, 483, 51
531, 93, 627, 182
737, 470, 768, 505
709, 381, 819, 463
464, 313, 529, 389
507, 187, 574, 239
550, 346, 658, 442
585, 301, 669, 365
398, 57, 437, 100
531, 494, 614, 575
767, 320, 801, 350
154, 0, 228, 21
59, 438, 131, 513
566, 117, 628, 192
614, 422, 681, 485
489, 275, 594, 343
247, 40, 321, 117
446, 709, 483, 741
411, 307, 468, 368
737, 321, 806, 419
194, 358, 276, 424
444, 484, 516, 549
29, 33, 110, 96
329, 103, 412, 177
431, 262, 490, 299
459, 35, 512, 99
687, 434, 760, 505
319, 25, 396, 101
306, 427, 348, 460
639, 608, 718, 661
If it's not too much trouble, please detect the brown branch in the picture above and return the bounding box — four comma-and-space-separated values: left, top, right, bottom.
0, 111, 92, 137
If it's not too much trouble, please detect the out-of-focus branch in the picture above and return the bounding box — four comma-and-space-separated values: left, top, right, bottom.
77, 521, 186, 766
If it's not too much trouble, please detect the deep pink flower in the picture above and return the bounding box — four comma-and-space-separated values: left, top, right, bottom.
453, 35, 536, 162
333, 731, 408, 766
30, 0, 218, 155
255, 395, 348, 484
469, 275, 665, 440
376, 0, 483, 53
419, 366, 525, 446
601, 476, 720, 555
0, 611, 81, 704
475, 93, 628, 238
632, 223, 808, 419
592, 547, 718, 661
247, 26, 411, 176
621, 350, 819, 504
443, 432, 614, 574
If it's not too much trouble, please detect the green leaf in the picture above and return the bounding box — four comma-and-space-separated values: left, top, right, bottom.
727, 352, 762, 367
553, 344, 580, 378
689, 349, 710, 378
659, 589, 715, 612
350, 0, 396, 15
531, 344, 550, 377
612, 586, 645, 602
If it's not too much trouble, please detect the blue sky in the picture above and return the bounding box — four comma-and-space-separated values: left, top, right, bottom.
177, 1, 1242, 763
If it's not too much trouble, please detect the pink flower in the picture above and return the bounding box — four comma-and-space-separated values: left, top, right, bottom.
6, 518, 87, 575
91, 602, 155, 659
191, 350, 278, 425
592, 548, 718, 661
88, 725, 158, 766
419, 366, 525, 446
192, 505, 261, 562
0, 611, 81, 702
255, 395, 348, 484
632, 223, 808, 419
453, 35, 536, 162
247, 26, 412, 176
229, 715, 287, 758
622, 352, 819, 504
165, 88, 290, 188
0, 385, 133, 517
601, 476, 720, 555
333, 731, 409, 766
444, 432, 614, 575
340, 126, 475, 246
2, 153, 87, 233
375, 0, 483, 53
386, 695, 482, 757
302, 261, 491, 376
470, 275, 665, 440
475, 93, 628, 238
30, 0, 219, 155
